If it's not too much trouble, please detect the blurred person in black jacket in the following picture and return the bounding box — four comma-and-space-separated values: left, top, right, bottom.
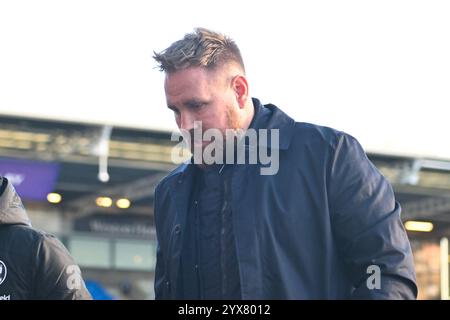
0, 176, 92, 300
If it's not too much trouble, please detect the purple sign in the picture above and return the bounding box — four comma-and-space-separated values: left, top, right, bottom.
0, 158, 60, 201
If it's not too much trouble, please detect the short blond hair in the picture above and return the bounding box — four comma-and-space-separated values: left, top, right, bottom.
153, 27, 245, 73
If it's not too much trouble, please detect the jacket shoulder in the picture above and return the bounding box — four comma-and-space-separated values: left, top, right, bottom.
1, 224, 73, 258
2, 225, 70, 259
292, 122, 345, 150
0, 224, 44, 246
289, 122, 366, 167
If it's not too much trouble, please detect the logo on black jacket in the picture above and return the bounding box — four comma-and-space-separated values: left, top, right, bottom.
0, 260, 7, 286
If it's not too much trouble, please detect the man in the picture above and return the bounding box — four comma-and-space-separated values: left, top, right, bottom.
152, 28, 417, 299
0, 177, 92, 300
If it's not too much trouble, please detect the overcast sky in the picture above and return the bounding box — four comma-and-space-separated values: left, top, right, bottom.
0, 0, 449, 159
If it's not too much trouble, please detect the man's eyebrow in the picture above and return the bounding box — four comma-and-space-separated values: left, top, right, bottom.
184, 98, 209, 107
167, 99, 209, 110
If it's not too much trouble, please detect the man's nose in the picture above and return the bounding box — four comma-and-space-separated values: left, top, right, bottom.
179, 112, 196, 132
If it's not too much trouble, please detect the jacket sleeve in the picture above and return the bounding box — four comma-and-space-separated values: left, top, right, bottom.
328, 133, 417, 299
33, 234, 92, 300
154, 242, 165, 299
153, 184, 166, 300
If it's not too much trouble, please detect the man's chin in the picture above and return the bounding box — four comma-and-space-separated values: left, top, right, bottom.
191, 140, 213, 152
190, 141, 226, 156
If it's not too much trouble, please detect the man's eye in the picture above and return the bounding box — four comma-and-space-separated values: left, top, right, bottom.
189, 103, 205, 109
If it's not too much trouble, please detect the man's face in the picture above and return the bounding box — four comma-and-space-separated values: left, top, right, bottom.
164, 66, 241, 150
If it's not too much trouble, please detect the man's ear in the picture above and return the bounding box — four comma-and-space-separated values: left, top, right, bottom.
232, 75, 249, 109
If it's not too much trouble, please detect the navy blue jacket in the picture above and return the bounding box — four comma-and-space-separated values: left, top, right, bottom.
154, 98, 417, 299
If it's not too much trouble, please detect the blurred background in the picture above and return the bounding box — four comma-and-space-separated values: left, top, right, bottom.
0, 0, 449, 299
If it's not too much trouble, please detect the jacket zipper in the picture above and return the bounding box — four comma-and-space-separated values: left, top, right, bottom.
194, 198, 203, 299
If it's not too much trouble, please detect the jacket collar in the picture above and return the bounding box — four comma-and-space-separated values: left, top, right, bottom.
249, 97, 296, 150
